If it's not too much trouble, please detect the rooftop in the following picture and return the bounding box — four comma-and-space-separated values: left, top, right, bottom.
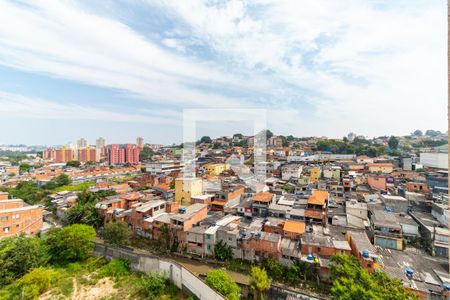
308, 190, 328, 206
252, 192, 274, 203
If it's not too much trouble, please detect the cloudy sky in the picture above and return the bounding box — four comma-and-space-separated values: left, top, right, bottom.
0, 0, 446, 146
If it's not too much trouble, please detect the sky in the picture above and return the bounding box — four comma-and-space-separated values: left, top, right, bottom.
0, 0, 447, 146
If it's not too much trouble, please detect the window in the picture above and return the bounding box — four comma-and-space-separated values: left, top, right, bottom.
3, 227, 9, 233
1, 216, 7, 221
12, 214, 20, 220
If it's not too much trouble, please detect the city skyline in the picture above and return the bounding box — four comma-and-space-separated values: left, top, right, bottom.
0, 0, 447, 145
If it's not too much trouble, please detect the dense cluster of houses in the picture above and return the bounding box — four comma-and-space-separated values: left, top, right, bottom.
78, 146, 448, 299
1, 134, 449, 299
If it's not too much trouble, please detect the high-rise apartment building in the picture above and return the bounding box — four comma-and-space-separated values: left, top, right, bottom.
77, 147, 98, 162
107, 144, 140, 165
43, 147, 74, 163
136, 137, 144, 149
96, 137, 107, 160
77, 138, 88, 148
125, 144, 140, 164
96, 137, 106, 149
107, 144, 125, 165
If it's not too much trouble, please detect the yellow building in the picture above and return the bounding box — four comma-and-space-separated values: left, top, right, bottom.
309, 167, 322, 182
175, 178, 203, 204
206, 163, 230, 175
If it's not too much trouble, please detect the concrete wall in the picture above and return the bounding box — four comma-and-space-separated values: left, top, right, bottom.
93, 243, 224, 300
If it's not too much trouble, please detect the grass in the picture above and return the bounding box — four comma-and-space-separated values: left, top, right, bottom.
51, 181, 95, 193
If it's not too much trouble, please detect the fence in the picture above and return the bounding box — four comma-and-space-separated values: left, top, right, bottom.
93, 243, 225, 300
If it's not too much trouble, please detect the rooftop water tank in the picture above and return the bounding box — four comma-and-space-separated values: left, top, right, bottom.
362, 250, 370, 258
307, 254, 314, 261
405, 268, 414, 277
443, 282, 450, 291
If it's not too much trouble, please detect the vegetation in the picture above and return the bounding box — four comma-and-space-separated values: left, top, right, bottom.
388, 136, 399, 149
19, 163, 32, 173
0, 254, 183, 299
3, 181, 49, 204
42, 174, 71, 190
316, 138, 387, 157
102, 221, 132, 247
51, 180, 94, 193
200, 136, 213, 144
214, 240, 233, 261
63, 190, 115, 228
139, 146, 154, 161
0, 235, 49, 287
205, 269, 240, 300
249, 266, 271, 300
47, 224, 96, 264
329, 254, 417, 300
66, 160, 81, 168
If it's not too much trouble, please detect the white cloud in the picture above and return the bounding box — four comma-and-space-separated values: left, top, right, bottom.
0, 0, 446, 141
0, 91, 178, 125
153, 0, 447, 136
0, 0, 251, 108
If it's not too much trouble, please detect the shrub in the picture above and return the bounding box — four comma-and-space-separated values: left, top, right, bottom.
133, 271, 170, 299
205, 269, 240, 300
16, 267, 60, 299
98, 259, 130, 278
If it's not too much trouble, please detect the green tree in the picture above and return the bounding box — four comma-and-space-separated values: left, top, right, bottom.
139, 146, 154, 161
7, 180, 50, 204
413, 130, 423, 136
261, 259, 284, 281
158, 223, 171, 252
205, 269, 240, 300
43, 174, 71, 190
19, 163, 32, 173
102, 221, 132, 247
63, 191, 106, 228
249, 266, 271, 300
200, 136, 212, 144
425, 129, 441, 137
214, 240, 233, 261
47, 224, 96, 264
66, 160, 81, 168
388, 136, 399, 149
329, 254, 417, 300
0, 236, 48, 287
233, 133, 243, 140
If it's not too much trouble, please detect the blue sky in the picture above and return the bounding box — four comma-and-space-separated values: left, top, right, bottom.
0, 0, 447, 145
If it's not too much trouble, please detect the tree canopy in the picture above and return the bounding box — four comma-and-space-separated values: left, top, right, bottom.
388, 136, 399, 149
47, 224, 96, 264
200, 136, 212, 144
214, 240, 233, 261
205, 269, 240, 300
249, 266, 271, 300
102, 221, 132, 247
0, 236, 48, 287
329, 254, 417, 300
66, 160, 81, 168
